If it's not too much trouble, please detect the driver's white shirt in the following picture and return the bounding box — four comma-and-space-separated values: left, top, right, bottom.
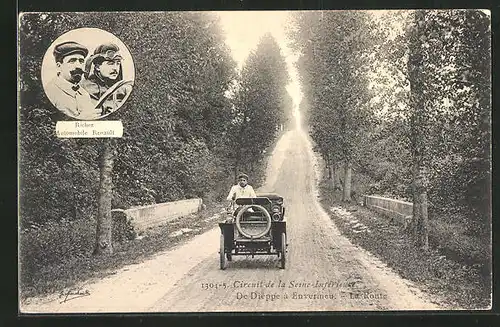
226, 184, 257, 201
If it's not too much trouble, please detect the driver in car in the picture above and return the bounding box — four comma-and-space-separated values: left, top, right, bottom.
226, 173, 257, 216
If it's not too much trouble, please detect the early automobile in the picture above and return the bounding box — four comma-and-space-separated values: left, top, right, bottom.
218, 193, 287, 270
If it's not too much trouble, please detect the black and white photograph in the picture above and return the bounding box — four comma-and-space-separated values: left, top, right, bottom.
41, 27, 135, 120
18, 10, 491, 313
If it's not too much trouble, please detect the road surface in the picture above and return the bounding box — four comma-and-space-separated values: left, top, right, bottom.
21, 129, 444, 312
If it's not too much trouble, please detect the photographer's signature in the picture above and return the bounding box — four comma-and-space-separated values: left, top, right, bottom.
59, 287, 91, 304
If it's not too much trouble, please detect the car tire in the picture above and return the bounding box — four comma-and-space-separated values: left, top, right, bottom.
235, 204, 272, 239
220, 233, 226, 270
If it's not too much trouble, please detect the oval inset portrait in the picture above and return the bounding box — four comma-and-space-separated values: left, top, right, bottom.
41, 28, 135, 120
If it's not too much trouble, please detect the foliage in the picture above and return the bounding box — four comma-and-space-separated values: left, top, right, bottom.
19, 203, 226, 298
371, 10, 491, 232
318, 178, 490, 309
227, 33, 292, 179
294, 12, 381, 162
289, 11, 382, 201
19, 11, 290, 282
19, 218, 97, 289
289, 10, 491, 234
18, 12, 242, 228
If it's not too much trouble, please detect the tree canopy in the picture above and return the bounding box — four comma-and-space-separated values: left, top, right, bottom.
288, 10, 491, 234
229, 33, 292, 177
19, 12, 243, 227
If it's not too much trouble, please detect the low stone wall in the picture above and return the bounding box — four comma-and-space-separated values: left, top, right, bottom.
363, 195, 412, 228
112, 198, 203, 232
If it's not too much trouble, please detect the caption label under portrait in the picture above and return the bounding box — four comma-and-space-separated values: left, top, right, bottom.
56, 121, 123, 138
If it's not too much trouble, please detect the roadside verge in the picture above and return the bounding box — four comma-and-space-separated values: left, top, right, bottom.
20, 203, 225, 302
317, 178, 491, 310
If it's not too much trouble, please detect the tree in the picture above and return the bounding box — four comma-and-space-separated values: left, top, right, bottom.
18, 12, 240, 246
18, 13, 101, 228
406, 10, 429, 249
376, 10, 491, 244
356, 10, 491, 241
113, 12, 240, 204
94, 139, 116, 255
289, 11, 381, 202
229, 33, 291, 179
290, 9, 490, 245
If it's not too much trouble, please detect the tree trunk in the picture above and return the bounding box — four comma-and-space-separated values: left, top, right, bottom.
329, 165, 335, 191
233, 160, 238, 182
412, 166, 429, 249
407, 10, 429, 249
325, 154, 332, 180
93, 138, 115, 255
342, 161, 352, 202
418, 190, 429, 249
410, 165, 421, 234
333, 161, 340, 189
333, 162, 341, 191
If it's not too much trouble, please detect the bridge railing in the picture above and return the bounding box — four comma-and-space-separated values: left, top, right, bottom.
363, 195, 412, 228
111, 198, 203, 233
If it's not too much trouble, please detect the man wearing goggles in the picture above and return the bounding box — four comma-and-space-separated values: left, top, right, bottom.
81, 43, 132, 116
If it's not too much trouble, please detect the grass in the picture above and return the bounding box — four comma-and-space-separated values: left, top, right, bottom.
318, 178, 492, 310
20, 133, 280, 301
428, 218, 491, 271
19, 203, 226, 300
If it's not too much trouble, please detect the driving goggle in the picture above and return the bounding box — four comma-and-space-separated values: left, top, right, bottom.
100, 50, 123, 61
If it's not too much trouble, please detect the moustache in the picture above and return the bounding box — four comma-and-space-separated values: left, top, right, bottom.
70, 68, 85, 76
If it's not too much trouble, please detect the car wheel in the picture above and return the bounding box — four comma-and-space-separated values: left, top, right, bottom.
280, 232, 286, 269
220, 233, 226, 270
235, 204, 272, 239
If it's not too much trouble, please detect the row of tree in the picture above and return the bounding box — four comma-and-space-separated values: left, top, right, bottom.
288, 10, 491, 248
19, 12, 292, 254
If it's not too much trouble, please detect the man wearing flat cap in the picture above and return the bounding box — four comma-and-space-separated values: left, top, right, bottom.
226, 173, 257, 218
227, 173, 257, 202
81, 43, 133, 116
44, 41, 98, 120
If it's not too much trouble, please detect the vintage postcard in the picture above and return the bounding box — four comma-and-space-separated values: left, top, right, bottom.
18, 10, 491, 313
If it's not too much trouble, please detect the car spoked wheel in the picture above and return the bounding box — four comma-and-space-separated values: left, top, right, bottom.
280, 232, 286, 269
219, 233, 226, 270
235, 204, 272, 239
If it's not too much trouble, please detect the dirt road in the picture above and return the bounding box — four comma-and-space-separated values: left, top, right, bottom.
22, 129, 444, 312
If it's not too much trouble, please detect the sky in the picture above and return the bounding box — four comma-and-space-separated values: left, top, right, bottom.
217, 11, 303, 128
217, 10, 491, 126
